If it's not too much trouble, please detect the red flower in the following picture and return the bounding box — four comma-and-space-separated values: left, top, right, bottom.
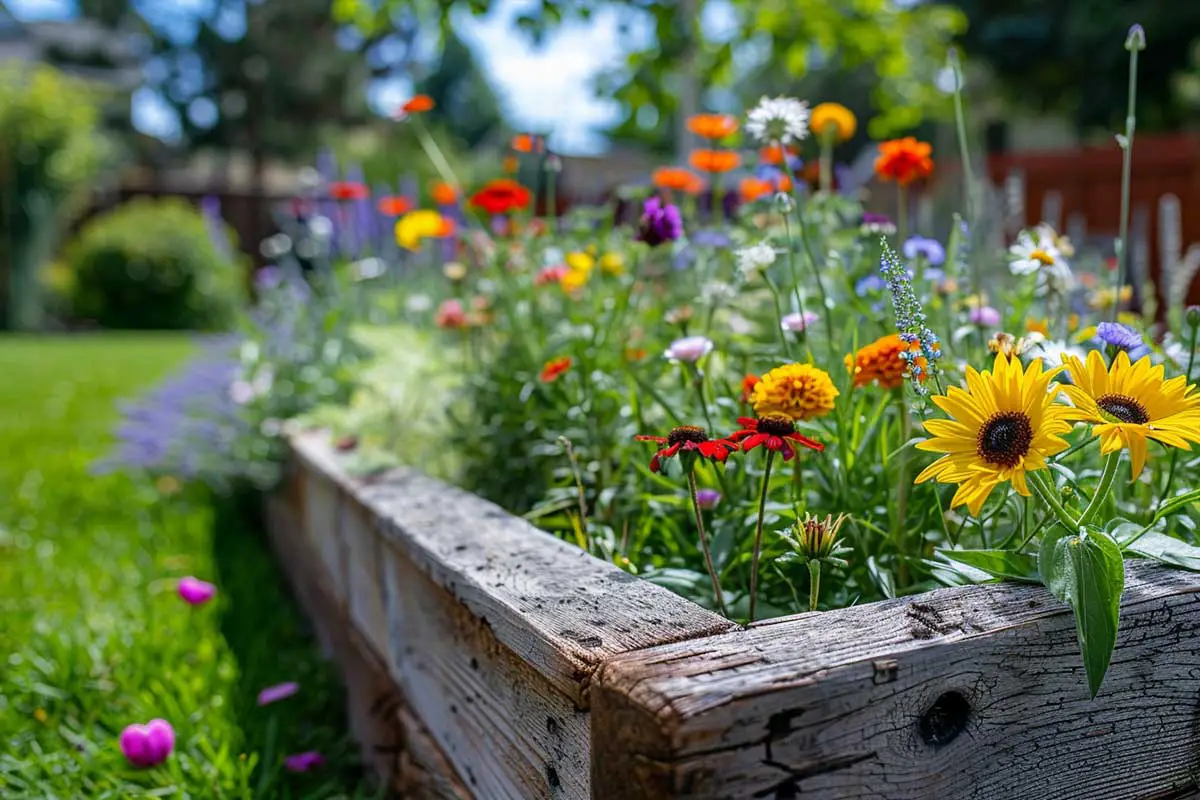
469, 179, 532, 215
740, 374, 760, 404
512, 133, 544, 154
329, 181, 369, 201
376, 196, 412, 216
534, 265, 569, 286
874, 137, 933, 187
401, 94, 434, 114
727, 414, 823, 461
635, 426, 736, 473
539, 356, 572, 383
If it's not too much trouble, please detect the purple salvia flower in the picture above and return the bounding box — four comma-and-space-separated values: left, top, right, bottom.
637, 197, 682, 247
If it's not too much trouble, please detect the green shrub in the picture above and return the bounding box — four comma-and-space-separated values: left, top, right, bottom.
66, 198, 245, 330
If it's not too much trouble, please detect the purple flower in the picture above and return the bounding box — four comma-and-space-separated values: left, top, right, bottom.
663, 336, 714, 363
860, 212, 896, 236
969, 306, 1001, 327
691, 229, 731, 249
284, 751, 326, 773
781, 311, 819, 332
119, 719, 174, 768
178, 576, 216, 606
1095, 322, 1143, 351
694, 489, 721, 510
855, 274, 886, 296
257, 682, 300, 707
254, 267, 283, 291
902, 236, 945, 266
637, 197, 682, 248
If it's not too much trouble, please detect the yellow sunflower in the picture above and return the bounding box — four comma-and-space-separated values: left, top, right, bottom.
916, 354, 1075, 515
1061, 350, 1200, 479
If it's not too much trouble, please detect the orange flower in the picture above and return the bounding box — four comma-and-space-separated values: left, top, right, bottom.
740, 374, 760, 404
431, 182, 459, 206
776, 174, 793, 193
503, 155, 519, 174
401, 94, 434, 114
874, 137, 933, 186
845, 334, 937, 389
686, 113, 738, 140
512, 133, 544, 153
329, 181, 369, 201
810, 102, 857, 143
759, 144, 798, 165
376, 196, 412, 216
436, 217, 457, 238
739, 177, 773, 203
469, 179, 532, 215
689, 149, 741, 174
652, 167, 706, 194
624, 347, 647, 362
539, 356, 573, 383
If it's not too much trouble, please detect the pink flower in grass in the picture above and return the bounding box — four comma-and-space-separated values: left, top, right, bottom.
257, 682, 300, 706
284, 751, 326, 773
178, 577, 216, 606
119, 719, 175, 767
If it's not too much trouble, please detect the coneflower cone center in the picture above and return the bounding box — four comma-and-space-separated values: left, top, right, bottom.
756, 413, 796, 437
1097, 393, 1150, 425
668, 425, 709, 446
977, 411, 1034, 468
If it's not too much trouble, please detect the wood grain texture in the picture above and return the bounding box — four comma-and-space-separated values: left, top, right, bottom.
289, 430, 735, 707
593, 560, 1200, 799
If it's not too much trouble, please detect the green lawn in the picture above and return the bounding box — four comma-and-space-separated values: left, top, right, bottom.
0, 335, 374, 799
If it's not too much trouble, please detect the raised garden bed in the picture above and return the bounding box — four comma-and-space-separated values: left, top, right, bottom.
267, 430, 1200, 799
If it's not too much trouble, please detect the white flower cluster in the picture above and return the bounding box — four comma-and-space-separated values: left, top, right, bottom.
745, 96, 810, 145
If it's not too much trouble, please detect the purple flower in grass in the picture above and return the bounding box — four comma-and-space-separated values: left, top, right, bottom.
1095, 322, 1143, 352
781, 311, 819, 333
257, 682, 300, 706
637, 197, 682, 247
855, 274, 886, 296
663, 336, 713, 363
695, 489, 721, 510
120, 719, 174, 767
969, 306, 1001, 328
284, 751, 326, 773
902, 236, 945, 266
178, 577, 216, 606
691, 229, 731, 249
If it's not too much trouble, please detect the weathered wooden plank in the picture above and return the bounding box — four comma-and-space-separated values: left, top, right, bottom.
593, 561, 1200, 800
289, 430, 735, 708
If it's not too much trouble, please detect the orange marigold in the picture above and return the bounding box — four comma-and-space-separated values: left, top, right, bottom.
431, 181, 459, 206
810, 102, 857, 143
512, 133, 544, 153
689, 149, 741, 174
539, 356, 573, 383
652, 167, 706, 194
401, 94, 434, 114
687, 113, 738, 140
376, 196, 412, 216
845, 334, 939, 389
739, 177, 773, 203
759, 144, 798, 165
874, 137, 933, 186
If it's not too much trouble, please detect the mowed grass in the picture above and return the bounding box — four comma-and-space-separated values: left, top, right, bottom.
0, 335, 375, 799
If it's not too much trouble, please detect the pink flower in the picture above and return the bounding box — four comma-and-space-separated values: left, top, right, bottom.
662, 335, 714, 363
534, 265, 569, 286
119, 719, 175, 768
780, 311, 819, 332
257, 681, 300, 706
177, 576, 216, 606
284, 751, 326, 773
969, 306, 1001, 327
434, 299, 468, 329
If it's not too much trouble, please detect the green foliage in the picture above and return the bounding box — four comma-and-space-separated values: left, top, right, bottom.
66, 198, 245, 331
0, 335, 369, 796
0, 63, 106, 330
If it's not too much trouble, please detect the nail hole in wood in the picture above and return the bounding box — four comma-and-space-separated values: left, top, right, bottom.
918, 691, 970, 747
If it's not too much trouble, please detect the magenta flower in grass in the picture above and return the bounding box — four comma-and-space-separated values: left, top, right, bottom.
637, 197, 682, 248
120, 719, 174, 767
178, 576, 216, 606
695, 488, 721, 510
257, 681, 300, 706
284, 751, 326, 773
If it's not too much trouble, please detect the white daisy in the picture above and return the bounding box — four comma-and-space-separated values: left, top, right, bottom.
736, 242, 777, 279
1008, 227, 1073, 292
745, 96, 810, 145
1022, 337, 1089, 370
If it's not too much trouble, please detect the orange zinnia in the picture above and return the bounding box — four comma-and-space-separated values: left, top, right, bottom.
401, 94, 434, 114
845, 334, 937, 389
512, 133, 544, 153
376, 196, 412, 216
539, 356, 573, 383
652, 167, 706, 194
739, 177, 773, 203
689, 149, 741, 174
431, 181, 459, 206
759, 144, 798, 166
687, 113, 738, 140
874, 137, 933, 186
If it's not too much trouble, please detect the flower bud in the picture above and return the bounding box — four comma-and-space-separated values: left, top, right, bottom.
1185, 305, 1200, 329
1125, 24, 1146, 52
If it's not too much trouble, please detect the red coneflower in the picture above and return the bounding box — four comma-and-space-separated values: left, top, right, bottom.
727, 414, 823, 461
401, 94, 434, 114
635, 426, 736, 473
376, 196, 412, 216
469, 179, 532, 215
329, 181, 369, 201
539, 356, 573, 383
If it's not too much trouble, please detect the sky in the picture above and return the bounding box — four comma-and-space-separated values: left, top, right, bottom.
5, 0, 649, 154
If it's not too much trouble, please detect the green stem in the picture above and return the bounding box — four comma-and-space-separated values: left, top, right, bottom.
688, 363, 716, 433
748, 450, 777, 624
1028, 471, 1080, 531
948, 51, 981, 304
1079, 451, 1122, 527
897, 184, 908, 244
1159, 321, 1198, 503
1113, 40, 1140, 321
779, 156, 836, 349
807, 559, 821, 612
818, 131, 834, 194
893, 390, 912, 583
688, 469, 729, 617
763, 274, 794, 359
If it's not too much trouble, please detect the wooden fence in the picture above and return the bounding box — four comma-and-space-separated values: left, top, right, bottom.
266, 430, 1200, 799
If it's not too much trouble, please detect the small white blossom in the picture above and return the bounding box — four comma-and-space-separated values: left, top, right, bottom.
737, 242, 777, 279
1022, 338, 1088, 370
663, 336, 714, 363
1008, 227, 1074, 293
700, 281, 737, 304
781, 311, 819, 332
745, 96, 810, 145
352, 257, 387, 281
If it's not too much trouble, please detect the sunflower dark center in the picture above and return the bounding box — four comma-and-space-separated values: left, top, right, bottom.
756, 413, 796, 437
976, 411, 1034, 468
668, 425, 709, 445
1096, 393, 1149, 425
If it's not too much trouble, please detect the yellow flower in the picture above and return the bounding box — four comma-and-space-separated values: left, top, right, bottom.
560, 268, 589, 294
1025, 317, 1049, 337
443, 262, 467, 281
751, 363, 839, 421
1088, 285, 1133, 311
916, 355, 1075, 515
565, 251, 595, 273
810, 102, 857, 143
599, 252, 626, 276
1061, 350, 1200, 479
395, 210, 450, 251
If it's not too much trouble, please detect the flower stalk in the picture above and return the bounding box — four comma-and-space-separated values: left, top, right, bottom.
749, 450, 777, 623
1079, 451, 1122, 527
687, 469, 729, 617
1113, 24, 1144, 321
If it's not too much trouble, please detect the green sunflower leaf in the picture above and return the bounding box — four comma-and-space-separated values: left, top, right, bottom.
1039, 526, 1124, 698
935, 548, 1041, 583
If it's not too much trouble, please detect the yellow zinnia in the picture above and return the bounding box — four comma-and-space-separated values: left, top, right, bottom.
1061, 350, 1200, 479
751, 363, 838, 421
599, 252, 626, 276
810, 102, 857, 143
915, 354, 1075, 515
395, 210, 451, 251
